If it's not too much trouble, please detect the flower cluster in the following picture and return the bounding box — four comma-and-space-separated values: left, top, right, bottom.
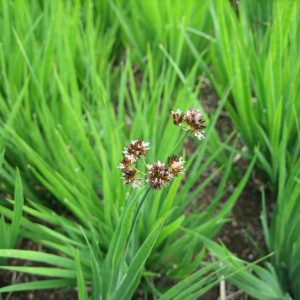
118, 140, 149, 188
123, 140, 149, 158
171, 108, 206, 140
118, 140, 184, 190
167, 155, 185, 176
146, 156, 185, 189
146, 161, 173, 190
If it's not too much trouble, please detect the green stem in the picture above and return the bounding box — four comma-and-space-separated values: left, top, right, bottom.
136, 168, 147, 176
140, 156, 148, 168
127, 188, 151, 245
172, 131, 189, 155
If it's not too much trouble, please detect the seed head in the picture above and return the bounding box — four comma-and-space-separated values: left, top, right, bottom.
171, 108, 206, 140
118, 154, 136, 169
185, 109, 206, 132
146, 161, 173, 190
171, 109, 185, 125
167, 155, 185, 176
123, 140, 149, 159
122, 168, 141, 188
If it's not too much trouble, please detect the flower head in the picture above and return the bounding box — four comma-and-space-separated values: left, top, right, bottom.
123, 140, 149, 159
119, 140, 149, 189
119, 137, 187, 190
185, 109, 206, 132
171, 108, 206, 140
171, 109, 185, 125
146, 161, 173, 190
167, 155, 185, 177
121, 168, 141, 188
118, 154, 136, 169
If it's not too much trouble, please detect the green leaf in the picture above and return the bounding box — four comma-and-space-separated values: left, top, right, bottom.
113, 217, 165, 300
75, 251, 89, 300
0, 279, 75, 293
0, 249, 75, 269
0, 266, 75, 278
10, 169, 24, 246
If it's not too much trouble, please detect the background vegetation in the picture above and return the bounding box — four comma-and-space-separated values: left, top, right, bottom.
0, 0, 299, 299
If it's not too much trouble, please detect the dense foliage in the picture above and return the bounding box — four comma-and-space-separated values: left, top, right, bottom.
0, 0, 299, 299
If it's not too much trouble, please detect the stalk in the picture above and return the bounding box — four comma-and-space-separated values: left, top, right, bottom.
172, 131, 189, 155
127, 188, 151, 245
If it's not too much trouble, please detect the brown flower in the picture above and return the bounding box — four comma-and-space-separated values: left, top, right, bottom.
118, 154, 136, 170
122, 168, 141, 188
146, 161, 173, 190
171, 109, 185, 125
123, 140, 149, 159
171, 108, 206, 140
167, 155, 185, 177
185, 109, 206, 131
185, 109, 206, 140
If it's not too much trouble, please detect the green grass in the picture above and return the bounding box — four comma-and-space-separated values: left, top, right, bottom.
182, 1, 300, 298
262, 149, 300, 298
0, 0, 252, 298
1, 0, 300, 299
0, 169, 23, 257
198, 153, 300, 299
187, 0, 300, 186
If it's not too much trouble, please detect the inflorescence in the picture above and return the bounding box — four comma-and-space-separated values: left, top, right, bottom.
119, 108, 205, 190
119, 140, 184, 190
171, 108, 206, 140
118, 140, 149, 188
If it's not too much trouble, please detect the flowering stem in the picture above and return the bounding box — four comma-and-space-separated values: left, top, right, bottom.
127, 188, 151, 245
140, 157, 148, 168
136, 168, 147, 176
172, 131, 189, 155
180, 124, 190, 131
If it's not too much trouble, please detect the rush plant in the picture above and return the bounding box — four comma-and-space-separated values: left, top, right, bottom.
0, 97, 254, 299
108, 0, 212, 72
184, 0, 300, 186
0, 164, 23, 255
3, 0, 297, 299
180, 1, 300, 299
198, 150, 300, 300
0, 1, 254, 298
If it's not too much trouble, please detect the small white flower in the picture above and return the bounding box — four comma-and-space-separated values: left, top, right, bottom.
132, 179, 141, 188
194, 131, 205, 140
167, 156, 185, 176
146, 161, 172, 189
171, 109, 182, 114
123, 140, 149, 158
118, 154, 136, 169
171, 109, 185, 125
